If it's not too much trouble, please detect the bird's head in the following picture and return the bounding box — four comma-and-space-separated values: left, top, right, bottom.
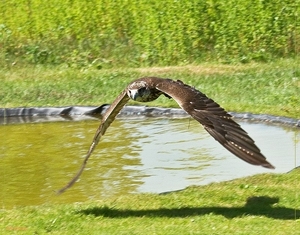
127, 80, 153, 102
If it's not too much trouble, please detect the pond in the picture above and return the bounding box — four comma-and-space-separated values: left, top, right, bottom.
0, 117, 299, 209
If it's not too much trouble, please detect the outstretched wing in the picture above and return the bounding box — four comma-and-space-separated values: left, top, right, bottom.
154, 78, 274, 169
58, 90, 130, 194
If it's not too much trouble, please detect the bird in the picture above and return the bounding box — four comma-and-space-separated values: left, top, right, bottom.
58, 77, 274, 194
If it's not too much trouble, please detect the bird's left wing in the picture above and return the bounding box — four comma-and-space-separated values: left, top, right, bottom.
154, 78, 274, 169
58, 90, 130, 194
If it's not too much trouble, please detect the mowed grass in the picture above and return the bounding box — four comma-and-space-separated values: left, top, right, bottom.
0, 168, 299, 234
0, 58, 299, 118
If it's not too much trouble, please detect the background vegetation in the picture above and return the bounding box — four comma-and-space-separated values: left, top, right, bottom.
0, 0, 299, 68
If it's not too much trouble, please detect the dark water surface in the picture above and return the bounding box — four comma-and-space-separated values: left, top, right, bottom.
1, 118, 299, 208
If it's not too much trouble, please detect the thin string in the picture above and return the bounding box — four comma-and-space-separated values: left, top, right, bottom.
293, 8, 298, 220
294, 131, 298, 220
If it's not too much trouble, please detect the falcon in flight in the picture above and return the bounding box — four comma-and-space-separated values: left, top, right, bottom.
58, 77, 274, 194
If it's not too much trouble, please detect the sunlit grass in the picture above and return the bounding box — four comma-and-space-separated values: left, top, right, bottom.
1, 168, 299, 234
0, 0, 298, 67
1, 58, 299, 118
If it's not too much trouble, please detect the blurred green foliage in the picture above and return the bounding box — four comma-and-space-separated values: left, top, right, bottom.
0, 0, 299, 67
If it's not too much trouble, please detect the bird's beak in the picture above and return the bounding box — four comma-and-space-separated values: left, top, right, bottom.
129, 89, 139, 100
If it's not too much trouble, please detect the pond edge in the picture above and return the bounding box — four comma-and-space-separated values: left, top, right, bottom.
0, 105, 299, 127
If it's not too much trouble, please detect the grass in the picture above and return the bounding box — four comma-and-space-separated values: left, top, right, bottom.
0, 58, 299, 118
0, 59, 299, 234
0, 168, 299, 234
0, 0, 298, 67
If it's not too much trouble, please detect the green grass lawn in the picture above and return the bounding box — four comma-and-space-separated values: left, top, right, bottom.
1, 58, 299, 118
0, 59, 299, 234
1, 168, 299, 234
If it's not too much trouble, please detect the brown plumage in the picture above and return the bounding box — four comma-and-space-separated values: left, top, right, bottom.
58, 77, 274, 194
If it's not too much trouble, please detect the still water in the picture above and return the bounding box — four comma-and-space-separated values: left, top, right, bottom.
0, 117, 299, 208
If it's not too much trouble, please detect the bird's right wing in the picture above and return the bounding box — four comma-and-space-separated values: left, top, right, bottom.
58, 90, 130, 194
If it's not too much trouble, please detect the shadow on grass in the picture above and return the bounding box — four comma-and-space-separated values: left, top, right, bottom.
79, 196, 299, 220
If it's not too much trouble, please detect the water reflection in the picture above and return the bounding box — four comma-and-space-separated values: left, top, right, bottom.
0, 118, 299, 208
